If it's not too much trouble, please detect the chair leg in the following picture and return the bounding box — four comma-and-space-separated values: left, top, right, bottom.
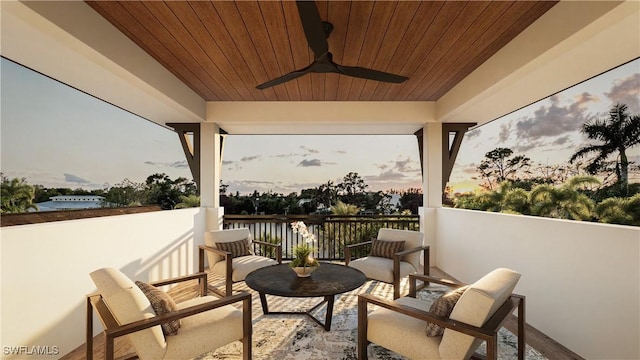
486, 337, 498, 360
86, 297, 94, 360
518, 296, 526, 360
357, 296, 369, 360
243, 294, 252, 360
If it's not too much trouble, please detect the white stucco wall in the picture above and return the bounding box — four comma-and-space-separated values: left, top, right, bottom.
436, 208, 640, 359
0, 208, 204, 359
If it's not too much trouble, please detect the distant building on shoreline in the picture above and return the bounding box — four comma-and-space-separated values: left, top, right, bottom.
35, 195, 105, 212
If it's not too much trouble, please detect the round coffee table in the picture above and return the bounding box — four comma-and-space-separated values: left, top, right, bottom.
245, 262, 366, 331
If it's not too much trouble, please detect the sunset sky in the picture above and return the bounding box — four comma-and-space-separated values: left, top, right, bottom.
1, 57, 638, 195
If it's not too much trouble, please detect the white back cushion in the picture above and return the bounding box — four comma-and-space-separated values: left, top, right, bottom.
439, 268, 521, 359
90, 268, 166, 360
204, 228, 252, 267
377, 228, 424, 269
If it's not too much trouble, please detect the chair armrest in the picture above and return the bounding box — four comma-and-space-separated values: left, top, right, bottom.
408, 273, 465, 297
252, 240, 283, 263
150, 272, 208, 287
199, 244, 232, 257
358, 293, 517, 341
198, 245, 232, 272
345, 240, 373, 265
151, 272, 209, 297
395, 245, 429, 258
106, 292, 252, 339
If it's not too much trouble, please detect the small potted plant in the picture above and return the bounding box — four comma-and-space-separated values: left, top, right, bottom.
290, 221, 320, 277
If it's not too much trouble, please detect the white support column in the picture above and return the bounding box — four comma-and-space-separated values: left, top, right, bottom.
200, 122, 223, 231
421, 122, 443, 268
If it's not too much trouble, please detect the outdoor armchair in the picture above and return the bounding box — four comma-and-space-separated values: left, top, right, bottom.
199, 227, 282, 297
87, 267, 252, 360
345, 228, 429, 299
357, 268, 525, 360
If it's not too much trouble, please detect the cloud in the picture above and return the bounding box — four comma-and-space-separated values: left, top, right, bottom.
551, 135, 572, 146
466, 129, 481, 139
606, 73, 640, 113
498, 123, 511, 143
300, 145, 319, 154
144, 160, 188, 168
335, 150, 347, 154
64, 173, 91, 184
515, 96, 590, 140
297, 159, 323, 167
241, 155, 260, 162
364, 170, 406, 181
274, 153, 299, 158
222, 160, 235, 165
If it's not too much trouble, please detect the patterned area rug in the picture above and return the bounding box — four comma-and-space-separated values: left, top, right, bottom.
198, 276, 546, 360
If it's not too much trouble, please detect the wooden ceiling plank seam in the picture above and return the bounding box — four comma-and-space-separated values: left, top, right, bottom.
414, 1, 514, 100
431, 1, 557, 99
143, 1, 244, 101
358, 1, 420, 101
372, 1, 444, 101
87, 1, 218, 101
391, 1, 487, 101
258, 1, 301, 100
348, 1, 397, 100
336, 1, 374, 101
211, 1, 278, 101
282, 1, 313, 100
169, 1, 258, 101
188, 1, 265, 101
324, 1, 351, 101
234, 1, 289, 100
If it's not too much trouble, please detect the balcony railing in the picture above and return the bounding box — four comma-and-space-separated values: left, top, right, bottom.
223, 214, 420, 261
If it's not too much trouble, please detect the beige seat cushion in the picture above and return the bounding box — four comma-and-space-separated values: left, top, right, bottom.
212, 255, 278, 281
439, 268, 521, 359
368, 296, 442, 359
164, 296, 244, 359
349, 256, 416, 283
90, 268, 167, 360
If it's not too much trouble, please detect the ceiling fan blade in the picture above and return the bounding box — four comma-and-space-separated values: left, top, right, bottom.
256, 66, 312, 90
296, 1, 329, 58
337, 65, 409, 83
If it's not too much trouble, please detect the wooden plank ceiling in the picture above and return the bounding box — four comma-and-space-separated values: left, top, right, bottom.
86, 1, 557, 102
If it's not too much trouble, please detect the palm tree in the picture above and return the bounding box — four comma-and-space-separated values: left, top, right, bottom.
175, 194, 200, 208
330, 200, 360, 215
595, 193, 640, 226
529, 176, 600, 220
1, 176, 38, 213
570, 104, 640, 187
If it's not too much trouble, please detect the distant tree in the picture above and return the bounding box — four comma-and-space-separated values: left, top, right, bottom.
316, 181, 338, 208
595, 193, 640, 226
1, 174, 38, 213
570, 104, 640, 191
398, 188, 423, 214
175, 194, 200, 208
477, 148, 532, 190
453, 182, 530, 214
337, 172, 368, 205
103, 179, 147, 207
145, 173, 197, 210
529, 176, 600, 220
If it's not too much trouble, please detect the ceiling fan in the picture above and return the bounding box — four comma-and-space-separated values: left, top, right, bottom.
256, 1, 409, 90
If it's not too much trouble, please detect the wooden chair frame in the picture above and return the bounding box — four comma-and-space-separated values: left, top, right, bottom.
358, 273, 526, 360
199, 240, 282, 297
86, 272, 252, 360
345, 241, 430, 299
